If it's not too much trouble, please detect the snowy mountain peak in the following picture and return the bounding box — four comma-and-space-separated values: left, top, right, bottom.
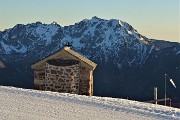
92, 16, 101, 20
0, 17, 170, 64
79, 17, 148, 43
0, 17, 178, 64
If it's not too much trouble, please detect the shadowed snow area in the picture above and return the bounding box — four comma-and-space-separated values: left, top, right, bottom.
0, 86, 179, 120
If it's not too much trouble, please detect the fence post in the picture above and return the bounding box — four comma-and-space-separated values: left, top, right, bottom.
154, 87, 157, 104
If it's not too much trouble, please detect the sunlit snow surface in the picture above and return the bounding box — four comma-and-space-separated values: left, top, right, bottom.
0, 86, 179, 120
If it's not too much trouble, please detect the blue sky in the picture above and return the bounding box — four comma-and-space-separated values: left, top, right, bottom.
0, 0, 179, 42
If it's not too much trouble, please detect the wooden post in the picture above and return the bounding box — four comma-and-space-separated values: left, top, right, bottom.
170, 99, 172, 107
154, 87, 157, 104
165, 74, 167, 106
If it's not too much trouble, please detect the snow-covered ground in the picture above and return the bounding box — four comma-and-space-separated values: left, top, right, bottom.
0, 86, 179, 120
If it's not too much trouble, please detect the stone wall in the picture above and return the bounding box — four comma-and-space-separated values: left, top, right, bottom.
79, 66, 92, 95
45, 59, 80, 94
34, 65, 46, 90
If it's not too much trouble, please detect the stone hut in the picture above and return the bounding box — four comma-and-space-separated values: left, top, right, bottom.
31, 47, 97, 96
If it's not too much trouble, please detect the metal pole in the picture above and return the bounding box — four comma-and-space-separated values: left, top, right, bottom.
165, 74, 166, 106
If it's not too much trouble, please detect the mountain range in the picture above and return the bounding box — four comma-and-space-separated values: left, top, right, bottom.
0, 16, 179, 104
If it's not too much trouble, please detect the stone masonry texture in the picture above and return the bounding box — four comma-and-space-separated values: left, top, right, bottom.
45, 60, 80, 94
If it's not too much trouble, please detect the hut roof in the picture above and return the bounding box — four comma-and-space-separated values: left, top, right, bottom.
31, 47, 97, 70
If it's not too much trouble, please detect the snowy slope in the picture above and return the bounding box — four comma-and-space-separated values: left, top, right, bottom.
0, 86, 179, 120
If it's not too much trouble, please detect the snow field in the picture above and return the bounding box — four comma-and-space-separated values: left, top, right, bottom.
0, 86, 179, 120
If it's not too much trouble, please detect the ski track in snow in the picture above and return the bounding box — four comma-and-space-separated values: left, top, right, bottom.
0, 86, 179, 120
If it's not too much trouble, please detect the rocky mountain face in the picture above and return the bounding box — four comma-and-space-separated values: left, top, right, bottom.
0, 16, 179, 103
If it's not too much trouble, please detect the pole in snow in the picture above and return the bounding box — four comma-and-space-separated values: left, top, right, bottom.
154, 87, 157, 104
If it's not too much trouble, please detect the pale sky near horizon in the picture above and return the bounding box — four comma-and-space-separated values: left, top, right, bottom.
0, 0, 179, 42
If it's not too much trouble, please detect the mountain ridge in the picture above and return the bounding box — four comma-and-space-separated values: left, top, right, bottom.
0, 16, 179, 103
